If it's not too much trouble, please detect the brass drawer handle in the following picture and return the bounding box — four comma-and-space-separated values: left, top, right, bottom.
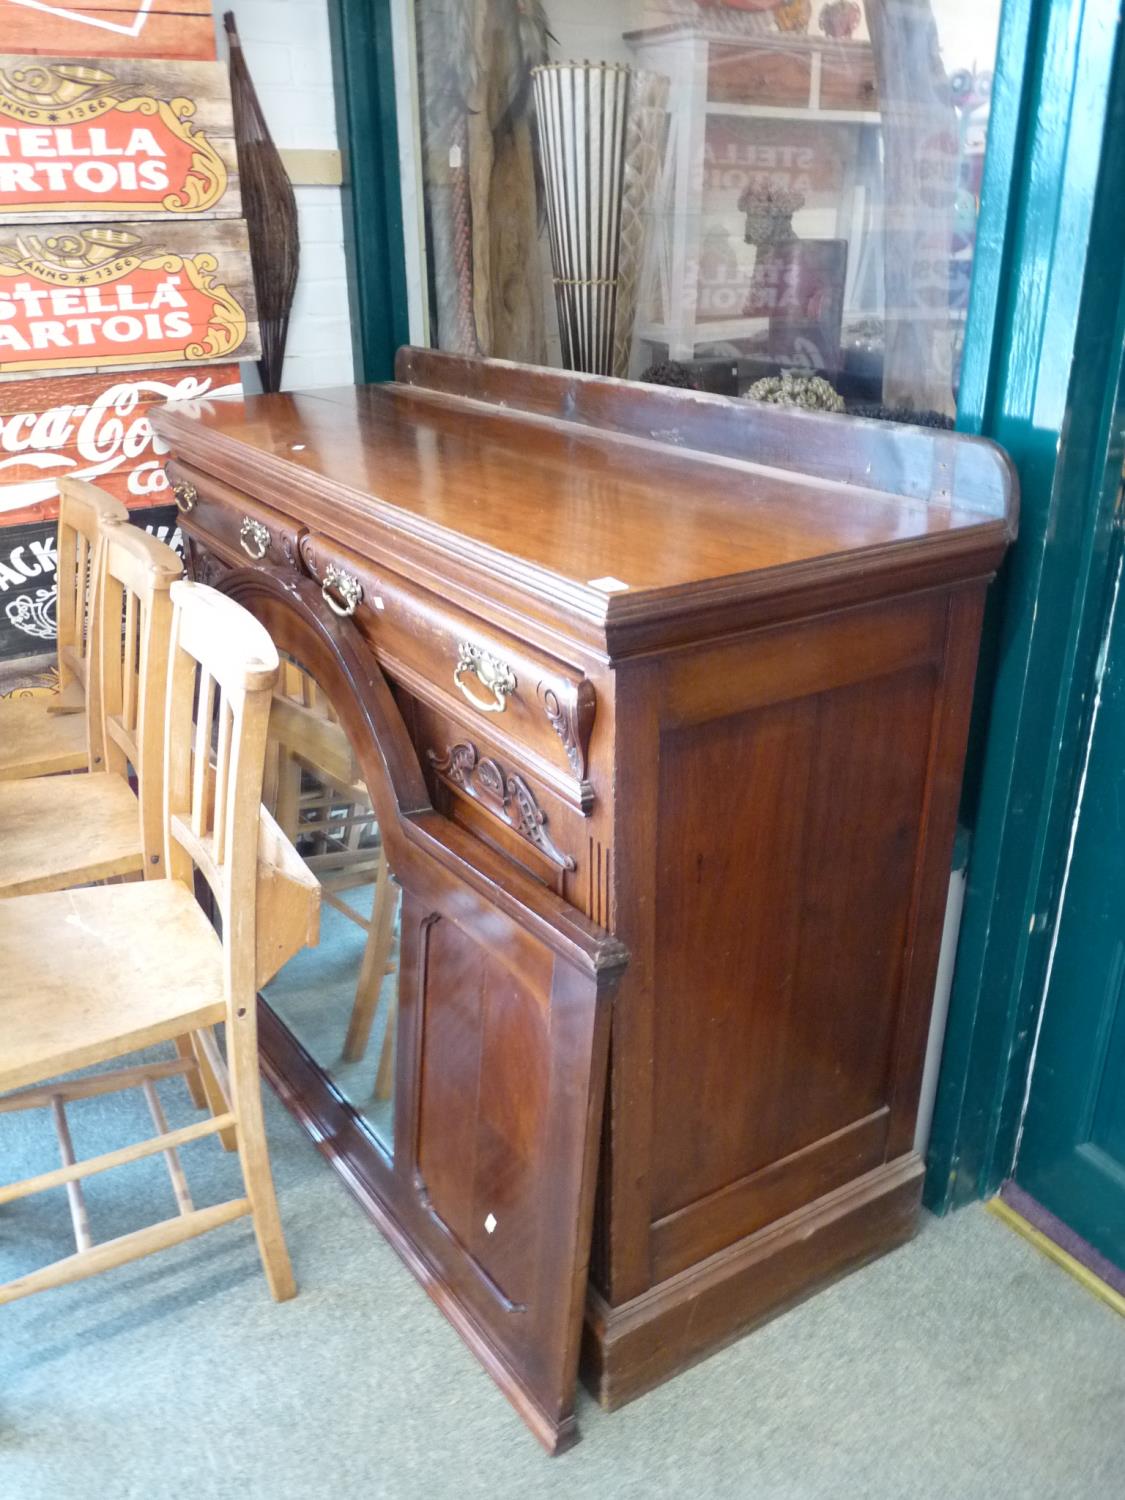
239, 516, 270, 560
322, 563, 363, 617
172, 480, 197, 514
454, 641, 517, 713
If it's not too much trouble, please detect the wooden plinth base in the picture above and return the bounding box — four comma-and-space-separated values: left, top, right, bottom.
581, 1154, 924, 1411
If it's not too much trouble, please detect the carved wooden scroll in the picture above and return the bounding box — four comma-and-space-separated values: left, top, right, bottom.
429, 740, 576, 873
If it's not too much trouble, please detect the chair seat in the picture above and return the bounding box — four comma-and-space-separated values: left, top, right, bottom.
0, 773, 143, 897
0, 880, 226, 1094
0, 698, 88, 781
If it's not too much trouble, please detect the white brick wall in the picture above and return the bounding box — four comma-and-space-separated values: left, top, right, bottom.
213, 1, 355, 391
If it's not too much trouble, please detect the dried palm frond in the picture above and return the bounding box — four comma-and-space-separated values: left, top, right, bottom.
224, 12, 299, 393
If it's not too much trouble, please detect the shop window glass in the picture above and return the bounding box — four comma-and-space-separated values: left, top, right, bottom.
401, 0, 1002, 424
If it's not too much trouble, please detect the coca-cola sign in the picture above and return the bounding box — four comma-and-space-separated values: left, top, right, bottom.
0, 56, 238, 220
0, 362, 240, 523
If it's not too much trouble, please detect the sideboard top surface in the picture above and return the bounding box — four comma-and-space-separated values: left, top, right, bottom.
155, 352, 1016, 651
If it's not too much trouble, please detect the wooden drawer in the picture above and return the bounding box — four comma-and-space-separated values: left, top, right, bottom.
299, 531, 597, 814
707, 45, 812, 108
165, 458, 305, 571
820, 50, 878, 112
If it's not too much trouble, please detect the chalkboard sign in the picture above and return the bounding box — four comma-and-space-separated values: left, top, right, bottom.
0, 498, 180, 660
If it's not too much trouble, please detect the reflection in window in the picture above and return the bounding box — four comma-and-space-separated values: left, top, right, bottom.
405, 0, 1001, 422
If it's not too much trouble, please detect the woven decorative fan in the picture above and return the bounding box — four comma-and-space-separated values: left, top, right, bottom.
224, 12, 299, 393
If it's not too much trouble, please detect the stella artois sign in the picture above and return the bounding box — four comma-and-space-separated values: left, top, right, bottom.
0, 363, 240, 523
0, 57, 238, 220
0, 219, 258, 377
0, 3, 217, 63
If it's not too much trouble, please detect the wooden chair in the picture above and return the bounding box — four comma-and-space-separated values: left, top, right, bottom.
0, 478, 127, 781
0, 580, 319, 1307
0, 516, 181, 898
263, 660, 400, 1087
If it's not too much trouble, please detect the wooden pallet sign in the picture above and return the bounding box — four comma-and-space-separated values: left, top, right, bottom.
0, 218, 258, 378
0, 56, 239, 221
0, 3, 216, 62
0, 362, 239, 523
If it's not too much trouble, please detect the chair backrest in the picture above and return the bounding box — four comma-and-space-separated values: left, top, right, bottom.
163, 581, 281, 1009
54, 477, 128, 694
92, 517, 183, 866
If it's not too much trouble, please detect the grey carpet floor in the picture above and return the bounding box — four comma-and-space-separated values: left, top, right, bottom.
2, 1056, 1123, 1500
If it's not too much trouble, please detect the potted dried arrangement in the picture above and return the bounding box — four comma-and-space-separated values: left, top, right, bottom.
738, 181, 805, 250
746, 371, 845, 412
819, 1, 862, 41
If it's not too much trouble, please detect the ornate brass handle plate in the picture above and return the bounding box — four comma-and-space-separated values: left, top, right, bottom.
453, 641, 517, 713
321, 563, 363, 617
172, 480, 197, 514
239, 516, 270, 559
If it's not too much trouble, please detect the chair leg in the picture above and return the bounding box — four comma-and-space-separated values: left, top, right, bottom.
191, 1028, 238, 1151
226, 1020, 295, 1302
374, 989, 397, 1100
176, 1034, 208, 1109
274, 748, 302, 844
342, 854, 396, 1063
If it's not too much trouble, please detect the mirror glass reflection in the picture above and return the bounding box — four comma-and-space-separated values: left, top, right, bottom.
260, 652, 399, 1157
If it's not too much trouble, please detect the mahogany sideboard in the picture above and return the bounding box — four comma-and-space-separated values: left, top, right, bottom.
153, 351, 1017, 1451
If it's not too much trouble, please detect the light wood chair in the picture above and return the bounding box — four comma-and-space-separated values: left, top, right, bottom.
0, 516, 182, 898
0, 477, 128, 781
0, 581, 319, 1307
263, 661, 400, 1087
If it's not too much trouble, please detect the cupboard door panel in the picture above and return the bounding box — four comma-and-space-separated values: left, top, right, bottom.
215, 566, 624, 1452
650, 665, 937, 1244
398, 876, 616, 1451
415, 914, 550, 1311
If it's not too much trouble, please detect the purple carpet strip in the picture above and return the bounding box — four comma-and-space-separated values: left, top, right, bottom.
999, 1180, 1125, 1298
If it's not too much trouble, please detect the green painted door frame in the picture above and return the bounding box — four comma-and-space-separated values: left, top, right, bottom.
328, 0, 410, 382
928, 0, 1125, 1211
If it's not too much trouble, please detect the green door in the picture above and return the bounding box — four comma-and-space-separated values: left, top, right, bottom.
1015, 481, 1125, 1269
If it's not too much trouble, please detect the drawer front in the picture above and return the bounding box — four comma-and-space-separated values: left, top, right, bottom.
300, 531, 596, 812
165, 458, 305, 570
820, 52, 878, 112
707, 45, 811, 108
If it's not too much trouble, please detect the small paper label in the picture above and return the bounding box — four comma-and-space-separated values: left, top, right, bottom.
587, 575, 630, 594
484, 1213, 497, 1234
449, 144, 462, 170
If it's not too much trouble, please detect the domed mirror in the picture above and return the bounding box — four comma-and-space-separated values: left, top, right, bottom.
258, 649, 399, 1159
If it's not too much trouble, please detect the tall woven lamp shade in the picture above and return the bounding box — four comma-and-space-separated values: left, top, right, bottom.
532, 63, 668, 378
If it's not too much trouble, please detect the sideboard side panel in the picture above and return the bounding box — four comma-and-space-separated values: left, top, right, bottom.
612, 589, 980, 1290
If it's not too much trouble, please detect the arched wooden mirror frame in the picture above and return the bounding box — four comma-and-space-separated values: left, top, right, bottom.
215, 563, 627, 1453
